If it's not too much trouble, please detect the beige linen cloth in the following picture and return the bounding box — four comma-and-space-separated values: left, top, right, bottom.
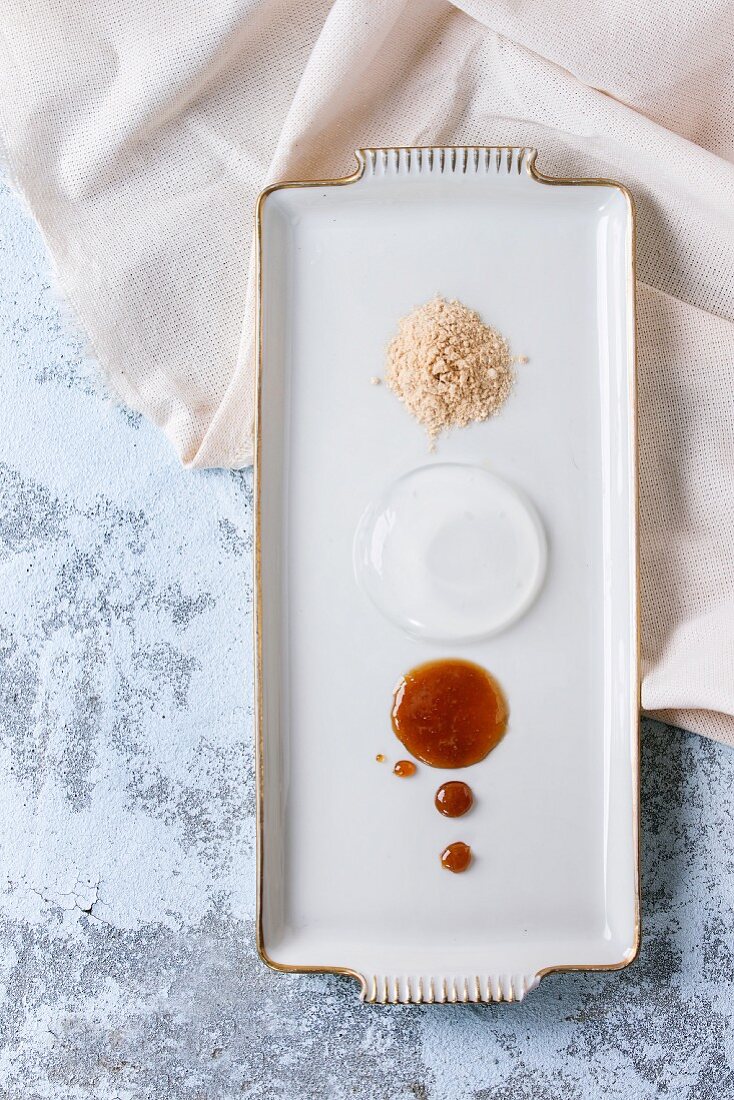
1, 1, 733, 742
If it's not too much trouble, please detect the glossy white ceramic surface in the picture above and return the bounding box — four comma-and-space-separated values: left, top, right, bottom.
256, 147, 638, 1003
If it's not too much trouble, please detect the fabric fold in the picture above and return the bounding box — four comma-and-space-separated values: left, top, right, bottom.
1, 0, 733, 742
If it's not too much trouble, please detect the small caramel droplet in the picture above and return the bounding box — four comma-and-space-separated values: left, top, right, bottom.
393, 759, 417, 777
375, 753, 385, 763
435, 781, 474, 817
440, 841, 472, 873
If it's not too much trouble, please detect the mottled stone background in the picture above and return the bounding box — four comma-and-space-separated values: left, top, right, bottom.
1, 176, 733, 1100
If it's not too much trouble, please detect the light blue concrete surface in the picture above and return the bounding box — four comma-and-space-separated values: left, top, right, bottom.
1, 175, 733, 1099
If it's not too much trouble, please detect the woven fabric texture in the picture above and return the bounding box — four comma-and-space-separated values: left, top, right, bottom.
1, 0, 733, 740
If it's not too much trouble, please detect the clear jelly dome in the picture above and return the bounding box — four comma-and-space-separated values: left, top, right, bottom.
353, 463, 547, 643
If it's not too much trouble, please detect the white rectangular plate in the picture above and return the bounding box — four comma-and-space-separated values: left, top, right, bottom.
256, 147, 639, 1004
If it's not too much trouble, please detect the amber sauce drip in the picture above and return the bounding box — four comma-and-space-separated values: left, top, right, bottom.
435, 780, 473, 818
440, 841, 472, 873
391, 658, 507, 768
393, 759, 416, 777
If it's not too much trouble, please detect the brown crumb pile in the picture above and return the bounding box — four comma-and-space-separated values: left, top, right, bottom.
384, 296, 515, 443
